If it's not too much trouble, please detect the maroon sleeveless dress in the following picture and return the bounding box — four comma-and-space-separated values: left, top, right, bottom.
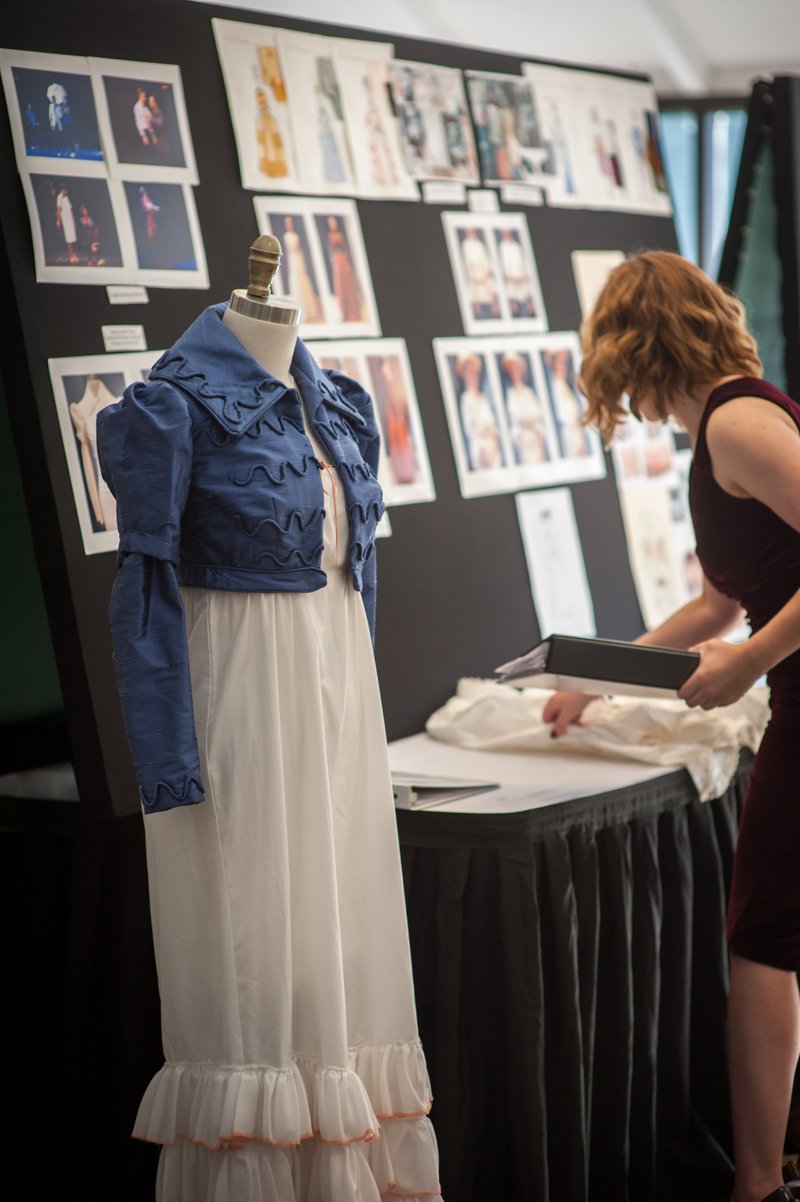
690, 376, 800, 971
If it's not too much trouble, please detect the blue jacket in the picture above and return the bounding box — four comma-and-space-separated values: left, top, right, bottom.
97, 302, 384, 814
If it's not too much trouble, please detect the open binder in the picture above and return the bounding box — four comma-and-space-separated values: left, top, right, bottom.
495, 634, 700, 699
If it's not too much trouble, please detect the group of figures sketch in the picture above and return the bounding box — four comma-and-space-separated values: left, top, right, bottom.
1, 49, 207, 286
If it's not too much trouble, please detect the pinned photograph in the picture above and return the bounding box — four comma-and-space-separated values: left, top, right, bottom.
433, 339, 514, 498
277, 28, 356, 195
466, 70, 547, 187
89, 57, 198, 183
364, 341, 435, 504
0, 49, 105, 175
334, 40, 418, 200
495, 348, 557, 467
536, 333, 602, 467
387, 60, 479, 184
308, 338, 435, 506
22, 172, 128, 283
121, 179, 208, 287
255, 196, 380, 337
442, 211, 547, 334
48, 354, 128, 554
212, 18, 300, 193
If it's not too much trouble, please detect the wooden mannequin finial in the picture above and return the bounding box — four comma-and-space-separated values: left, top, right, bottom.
247, 234, 282, 300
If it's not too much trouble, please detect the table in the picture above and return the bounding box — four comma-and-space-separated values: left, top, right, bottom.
390, 734, 752, 1202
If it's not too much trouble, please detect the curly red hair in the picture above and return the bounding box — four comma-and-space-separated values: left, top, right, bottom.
578, 250, 762, 445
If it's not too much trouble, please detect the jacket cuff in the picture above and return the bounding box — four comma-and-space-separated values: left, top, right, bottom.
118, 530, 179, 565
139, 774, 205, 814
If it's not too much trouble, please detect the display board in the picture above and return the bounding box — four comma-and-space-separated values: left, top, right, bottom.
0, 0, 680, 818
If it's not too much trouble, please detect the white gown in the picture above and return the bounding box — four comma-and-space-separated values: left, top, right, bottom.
135, 407, 441, 1201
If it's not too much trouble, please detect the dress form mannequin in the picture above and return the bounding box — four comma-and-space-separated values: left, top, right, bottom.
102, 237, 442, 1199
222, 234, 300, 383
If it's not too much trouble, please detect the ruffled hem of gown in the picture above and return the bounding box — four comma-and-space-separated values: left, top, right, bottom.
155, 1121, 442, 1202
133, 1039, 433, 1150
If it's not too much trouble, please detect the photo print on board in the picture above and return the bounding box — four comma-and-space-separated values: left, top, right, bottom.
0, 49, 106, 176
442, 211, 547, 335
254, 196, 380, 337
48, 351, 165, 555
212, 18, 300, 193
535, 331, 604, 471
434, 333, 606, 498
89, 57, 198, 184
465, 69, 548, 187
433, 339, 513, 498
387, 60, 479, 184
120, 179, 208, 287
309, 338, 436, 506
21, 171, 128, 284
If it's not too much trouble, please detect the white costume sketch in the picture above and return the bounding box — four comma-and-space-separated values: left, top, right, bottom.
506, 382, 548, 464
460, 386, 503, 469
283, 224, 323, 322
497, 233, 532, 313
461, 231, 498, 312
549, 370, 589, 458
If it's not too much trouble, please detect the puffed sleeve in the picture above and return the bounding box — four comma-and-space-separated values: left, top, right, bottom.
323, 368, 383, 644
97, 379, 205, 814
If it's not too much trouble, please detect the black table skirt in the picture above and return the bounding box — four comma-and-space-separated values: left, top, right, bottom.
397, 754, 753, 1202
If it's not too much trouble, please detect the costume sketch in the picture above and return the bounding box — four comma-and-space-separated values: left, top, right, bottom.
281, 215, 323, 322
461, 228, 500, 319
515, 488, 596, 636
277, 29, 356, 193
467, 70, 547, 186
324, 215, 365, 322
499, 352, 550, 464
371, 354, 418, 485
496, 228, 536, 318
455, 353, 505, 470
212, 20, 300, 191
255, 86, 287, 178
387, 60, 479, 183
542, 347, 591, 458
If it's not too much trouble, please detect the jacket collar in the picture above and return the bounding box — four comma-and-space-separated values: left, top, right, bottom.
149, 303, 363, 435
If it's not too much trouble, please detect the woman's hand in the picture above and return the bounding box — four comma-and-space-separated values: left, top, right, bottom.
677, 639, 762, 710
541, 690, 597, 738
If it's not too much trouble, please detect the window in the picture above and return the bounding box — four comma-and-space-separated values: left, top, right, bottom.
658, 98, 747, 279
